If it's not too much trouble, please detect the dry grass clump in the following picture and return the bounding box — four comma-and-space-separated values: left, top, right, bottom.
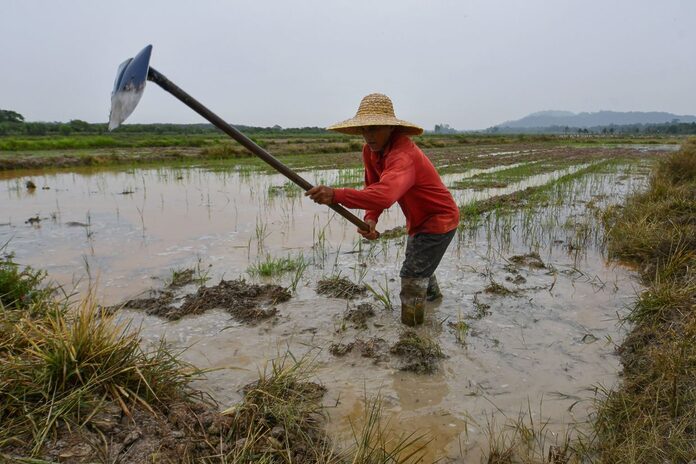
220, 353, 336, 462
0, 294, 198, 456
591, 137, 696, 463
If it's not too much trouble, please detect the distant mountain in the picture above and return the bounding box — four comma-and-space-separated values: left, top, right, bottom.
496, 110, 696, 129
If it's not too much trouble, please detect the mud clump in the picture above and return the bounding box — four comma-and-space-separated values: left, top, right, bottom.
329, 342, 353, 357
316, 276, 367, 299
329, 337, 389, 360
121, 289, 175, 313
344, 302, 375, 329
506, 274, 527, 285
25, 215, 42, 225
509, 252, 546, 269
168, 268, 196, 288
390, 330, 446, 374
484, 280, 517, 296
119, 279, 290, 323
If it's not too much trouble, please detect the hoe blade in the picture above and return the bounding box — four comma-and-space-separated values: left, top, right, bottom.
108, 45, 152, 130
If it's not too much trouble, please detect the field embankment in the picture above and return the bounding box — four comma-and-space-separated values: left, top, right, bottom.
593, 138, 696, 462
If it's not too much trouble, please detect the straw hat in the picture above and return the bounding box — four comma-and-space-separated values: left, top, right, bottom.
327, 93, 423, 136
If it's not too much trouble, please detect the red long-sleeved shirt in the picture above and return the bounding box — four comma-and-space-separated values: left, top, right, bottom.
333, 133, 460, 236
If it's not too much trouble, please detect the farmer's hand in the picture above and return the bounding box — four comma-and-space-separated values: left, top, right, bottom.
305, 185, 335, 205
358, 220, 379, 240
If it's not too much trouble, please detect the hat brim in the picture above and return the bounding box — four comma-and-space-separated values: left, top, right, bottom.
327, 115, 423, 136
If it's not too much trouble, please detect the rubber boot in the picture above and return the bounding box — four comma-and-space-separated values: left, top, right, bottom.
426, 275, 442, 302
400, 277, 428, 326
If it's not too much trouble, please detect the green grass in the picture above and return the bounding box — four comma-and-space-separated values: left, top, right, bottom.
589, 137, 696, 463
247, 253, 307, 278
0, 252, 52, 312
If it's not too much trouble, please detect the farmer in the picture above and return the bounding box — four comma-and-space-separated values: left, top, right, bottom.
306, 93, 460, 326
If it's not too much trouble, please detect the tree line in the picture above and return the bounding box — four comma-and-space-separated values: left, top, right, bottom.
0, 109, 331, 137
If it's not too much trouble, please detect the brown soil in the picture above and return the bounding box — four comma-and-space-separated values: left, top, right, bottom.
5, 378, 329, 463
329, 337, 389, 361
506, 274, 528, 285
4, 400, 234, 463
484, 280, 517, 296
118, 279, 291, 323
509, 252, 546, 269
343, 302, 375, 329
316, 276, 367, 299
389, 330, 446, 374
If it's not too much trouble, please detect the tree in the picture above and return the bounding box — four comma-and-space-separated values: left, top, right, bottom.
0, 109, 24, 123
69, 119, 90, 132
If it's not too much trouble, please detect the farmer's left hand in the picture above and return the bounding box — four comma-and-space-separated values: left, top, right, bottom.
305, 185, 335, 205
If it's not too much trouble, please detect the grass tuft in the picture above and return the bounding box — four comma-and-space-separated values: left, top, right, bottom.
248, 253, 307, 278
0, 292, 199, 455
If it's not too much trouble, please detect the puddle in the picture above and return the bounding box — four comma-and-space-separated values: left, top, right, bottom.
0, 153, 656, 461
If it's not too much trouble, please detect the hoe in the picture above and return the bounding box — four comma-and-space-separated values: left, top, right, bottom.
109, 45, 370, 232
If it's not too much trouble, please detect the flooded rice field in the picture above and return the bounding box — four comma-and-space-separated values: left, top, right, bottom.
0, 145, 672, 460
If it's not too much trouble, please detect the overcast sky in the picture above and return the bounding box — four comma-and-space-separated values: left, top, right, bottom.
2, 0, 694, 130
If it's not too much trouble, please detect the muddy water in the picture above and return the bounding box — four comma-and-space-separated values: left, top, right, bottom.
0, 160, 650, 461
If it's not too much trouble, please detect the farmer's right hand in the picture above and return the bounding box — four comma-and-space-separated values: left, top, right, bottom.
358, 220, 379, 240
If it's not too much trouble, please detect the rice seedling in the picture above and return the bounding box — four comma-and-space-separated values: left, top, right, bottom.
312, 216, 330, 264
448, 313, 470, 345
365, 275, 394, 311
254, 218, 269, 253
248, 253, 307, 278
